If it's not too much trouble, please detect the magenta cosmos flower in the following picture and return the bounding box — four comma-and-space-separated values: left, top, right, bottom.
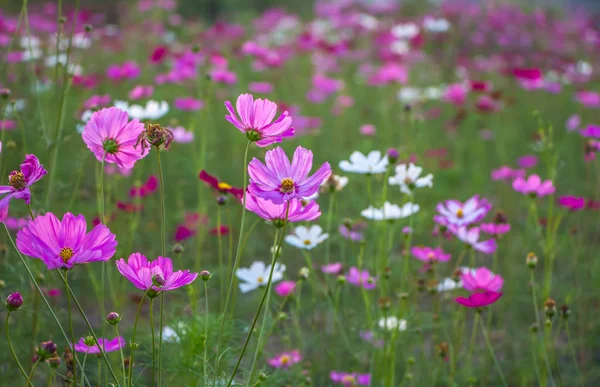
274, 281, 296, 297
74, 337, 125, 354
245, 191, 321, 226
558, 196, 585, 211
347, 267, 376, 290
455, 291, 502, 308
116, 253, 198, 296
0, 154, 47, 221
225, 93, 295, 146
512, 174, 555, 197
248, 146, 331, 205
411, 246, 451, 263
330, 371, 371, 386
322, 262, 343, 274
480, 223, 511, 236
461, 267, 504, 293
490, 166, 525, 182
268, 350, 301, 369
82, 107, 148, 169
16, 213, 117, 270
435, 195, 491, 227
450, 226, 497, 255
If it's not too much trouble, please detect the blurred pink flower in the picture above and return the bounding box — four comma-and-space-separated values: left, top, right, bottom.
512, 174, 555, 197
106, 61, 141, 81
171, 126, 194, 143
558, 196, 585, 211
129, 85, 154, 100
321, 262, 343, 274
360, 124, 376, 136
347, 267, 376, 290
442, 83, 468, 106
575, 91, 600, 108
517, 155, 538, 169
174, 97, 204, 111
84, 94, 111, 109
461, 267, 504, 292
491, 166, 526, 181
268, 350, 301, 369
274, 281, 296, 297
450, 226, 497, 254
248, 82, 273, 94
455, 291, 502, 308
411, 246, 451, 262
480, 223, 510, 236
566, 114, 581, 131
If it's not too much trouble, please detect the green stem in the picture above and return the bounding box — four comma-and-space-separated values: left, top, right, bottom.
203, 281, 209, 386
25, 358, 41, 387
531, 332, 543, 387
247, 229, 280, 384
57, 270, 120, 385
127, 289, 151, 387
479, 313, 507, 387
150, 298, 155, 387
467, 312, 480, 379
64, 271, 78, 386
217, 206, 224, 308
115, 324, 127, 386
79, 354, 87, 386
530, 270, 556, 387
324, 192, 335, 265
357, 242, 372, 326
156, 148, 166, 387
13, 104, 28, 154
565, 321, 584, 386
100, 153, 106, 357
6, 312, 31, 386
216, 140, 252, 360
226, 205, 290, 387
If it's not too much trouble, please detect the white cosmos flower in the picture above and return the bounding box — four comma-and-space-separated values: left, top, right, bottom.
391, 23, 420, 40
361, 201, 419, 221
20, 36, 41, 49
285, 225, 329, 250
390, 40, 410, 55
378, 317, 407, 331
162, 321, 187, 343
114, 100, 169, 120
339, 151, 389, 174
397, 87, 422, 103
388, 163, 433, 195
236, 261, 286, 293
76, 109, 94, 133
424, 86, 444, 100
321, 174, 349, 192
423, 17, 451, 33
437, 278, 462, 292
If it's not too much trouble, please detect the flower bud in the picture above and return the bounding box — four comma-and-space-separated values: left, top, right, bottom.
526, 252, 538, 268
84, 24, 93, 32
560, 304, 570, 319
106, 312, 121, 325
152, 273, 165, 287
58, 16, 67, 24
172, 244, 184, 254
342, 218, 353, 229
37, 340, 58, 360
0, 88, 11, 99
0, 280, 5, 289
200, 270, 212, 281
416, 278, 426, 292
398, 292, 409, 300
48, 355, 61, 368
544, 298, 556, 318
378, 297, 391, 311
493, 210, 509, 224
298, 267, 309, 280
405, 373, 413, 381
83, 335, 96, 347
387, 148, 399, 163
529, 323, 539, 333
217, 195, 227, 206
337, 274, 346, 285
383, 267, 392, 279
36, 272, 46, 283
436, 342, 448, 358
6, 292, 23, 311
258, 372, 268, 381
407, 356, 415, 365
277, 312, 287, 321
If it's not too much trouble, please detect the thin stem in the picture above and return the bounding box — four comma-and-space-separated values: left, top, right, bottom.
479, 313, 507, 387
57, 270, 120, 385
100, 153, 107, 356
467, 312, 480, 379
6, 312, 31, 385
216, 140, 252, 359
531, 332, 543, 386
64, 271, 78, 385
565, 321, 584, 386
156, 148, 166, 387
203, 281, 209, 386
80, 354, 87, 386
127, 289, 151, 387
217, 206, 224, 308
150, 299, 155, 387
247, 229, 280, 384
2, 225, 91, 384
324, 192, 335, 265
227, 204, 290, 387
115, 324, 127, 386
25, 358, 41, 387
530, 270, 556, 387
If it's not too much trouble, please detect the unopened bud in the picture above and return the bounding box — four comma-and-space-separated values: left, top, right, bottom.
58, 16, 67, 24
6, 292, 23, 311
436, 342, 448, 358
217, 195, 227, 206
0, 280, 5, 289
544, 298, 556, 318
387, 148, 399, 163
529, 323, 539, 333
200, 270, 212, 281
407, 356, 415, 365
378, 297, 391, 311
83, 335, 96, 346
299, 267, 309, 280
0, 88, 10, 98
384, 267, 392, 279
48, 356, 61, 368
84, 24, 92, 32
526, 252, 538, 268
36, 272, 45, 283
152, 273, 165, 287
106, 312, 121, 325
172, 244, 184, 254
560, 304, 570, 319
342, 218, 353, 229
277, 312, 287, 321
416, 278, 426, 292
337, 274, 346, 285
258, 372, 268, 381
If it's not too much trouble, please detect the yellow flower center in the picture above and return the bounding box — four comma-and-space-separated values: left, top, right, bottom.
59, 247, 74, 263
218, 182, 232, 190
427, 252, 435, 260
257, 277, 264, 284
342, 375, 356, 384
456, 209, 464, 218
280, 355, 290, 364
8, 171, 26, 190
303, 239, 312, 245
279, 177, 295, 193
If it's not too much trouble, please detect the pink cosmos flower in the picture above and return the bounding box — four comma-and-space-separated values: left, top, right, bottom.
4, 216, 29, 230
411, 246, 451, 263
74, 337, 125, 354
115, 253, 198, 295
461, 267, 504, 292
442, 83, 468, 106
360, 124, 376, 136
476, 95, 501, 113
517, 155, 538, 169
566, 114, 580, 131
339, 222, 366, 241
174, 97, 204, 111
455, 291, 502, 308
83, 94, 111, 109
171, 126, 194, 143
106, 61, 140, 81
450, 226, 497, 255
16, 212, 117, 270
322, 262, 343, 274
225, 93, 294, 146
480, 223, 510, 236
0, 154, 47, 221
0, 120, 16, 130
435, 195, 491, 227
491, 166, 526, 181
245, 191, 321, 224
149, 46, 168, 64
267, 350, 301, 369
129, 176, 158, 198
82, 107, 148, 169
274, 281, 296, 297
330, 371, 371, 386
558, 196, 585, 211
248, 82, 273, 94
575, 91, 600, 108
580, 125, 600, 138
248, 146, 331, 205
512, 175, 555, 197
129, 85, 154, 100
347, 267, 376, 290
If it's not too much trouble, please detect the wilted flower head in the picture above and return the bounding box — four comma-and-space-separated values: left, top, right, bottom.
225, 93, 294, 146
17, 212, 117, 270
116, 253, 198, 296
248, 146, 331, 204
0, 154, 47, 221
135, 123, 174, 153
